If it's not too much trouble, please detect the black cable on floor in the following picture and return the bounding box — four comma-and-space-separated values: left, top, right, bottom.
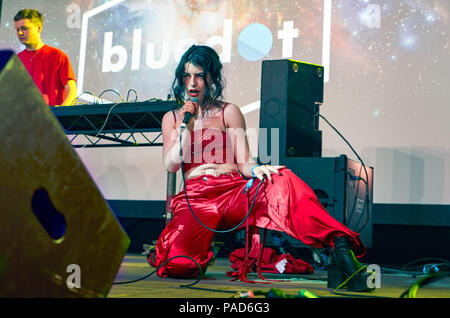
112, 255, 202, 288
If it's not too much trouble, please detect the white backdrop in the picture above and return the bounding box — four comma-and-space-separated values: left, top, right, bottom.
1, 0, 449, 204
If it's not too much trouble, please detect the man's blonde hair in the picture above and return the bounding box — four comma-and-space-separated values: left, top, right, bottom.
14, 9, 43, 27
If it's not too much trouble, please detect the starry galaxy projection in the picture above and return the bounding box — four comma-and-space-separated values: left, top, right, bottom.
325, 0, 449, 151
0, 0, 448, 203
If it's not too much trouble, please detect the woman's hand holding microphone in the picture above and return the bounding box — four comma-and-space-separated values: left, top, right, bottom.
179, 98, 199, 130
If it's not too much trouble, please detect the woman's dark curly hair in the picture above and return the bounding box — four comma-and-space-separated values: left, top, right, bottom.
171, 45, 225, 109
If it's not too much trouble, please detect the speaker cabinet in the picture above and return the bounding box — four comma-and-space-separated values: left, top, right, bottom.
0, 50, 130, 297
258, 59, 324, 163
283, 155, 373, 248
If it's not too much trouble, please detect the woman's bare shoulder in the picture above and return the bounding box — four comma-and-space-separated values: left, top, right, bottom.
223, 102, 243, 117
162, 110, 178, 128
222, 102, 245, 128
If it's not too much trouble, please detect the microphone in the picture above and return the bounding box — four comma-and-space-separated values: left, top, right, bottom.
180, 97, 198, 129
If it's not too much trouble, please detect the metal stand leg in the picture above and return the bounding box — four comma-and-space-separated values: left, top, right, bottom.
165, 171, 177, 226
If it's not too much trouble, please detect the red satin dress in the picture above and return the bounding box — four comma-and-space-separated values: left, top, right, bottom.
149, 108, 366, 281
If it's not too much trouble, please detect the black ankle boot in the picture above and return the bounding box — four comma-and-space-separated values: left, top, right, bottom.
327, 237, 374, 292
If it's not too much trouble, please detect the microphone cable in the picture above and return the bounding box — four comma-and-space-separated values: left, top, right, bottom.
178, 125, 265, 234
112, 255, 202, 288
112, 111, 265, 291
157, 125, 267, 294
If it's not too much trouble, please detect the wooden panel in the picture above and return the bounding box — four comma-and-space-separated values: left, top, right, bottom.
0, 50, 130, 297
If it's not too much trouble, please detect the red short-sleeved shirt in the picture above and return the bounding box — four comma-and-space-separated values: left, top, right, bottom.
18, 44, 76, 106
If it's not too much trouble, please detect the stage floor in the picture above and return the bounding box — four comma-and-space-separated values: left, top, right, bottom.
108, 253, 450, 299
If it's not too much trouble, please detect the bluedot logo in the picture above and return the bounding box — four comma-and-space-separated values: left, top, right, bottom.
237, 23, 273, 61
79, 0, 333, 96
101, 19, 294, 72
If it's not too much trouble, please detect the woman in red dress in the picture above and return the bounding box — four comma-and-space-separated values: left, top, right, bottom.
148, 45, 371, 291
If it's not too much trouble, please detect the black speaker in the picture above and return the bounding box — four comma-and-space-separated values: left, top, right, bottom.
0, 50, 130, 297
258, 59, 324, 164
283, 155, 373, 248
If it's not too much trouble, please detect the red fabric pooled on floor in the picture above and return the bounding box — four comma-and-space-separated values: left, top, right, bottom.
229, 247, 314, 275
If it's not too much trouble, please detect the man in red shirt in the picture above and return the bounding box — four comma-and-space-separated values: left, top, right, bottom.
14, 9, 77, 106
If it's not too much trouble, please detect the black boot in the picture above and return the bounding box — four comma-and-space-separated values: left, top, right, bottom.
327, 236, 374, 292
